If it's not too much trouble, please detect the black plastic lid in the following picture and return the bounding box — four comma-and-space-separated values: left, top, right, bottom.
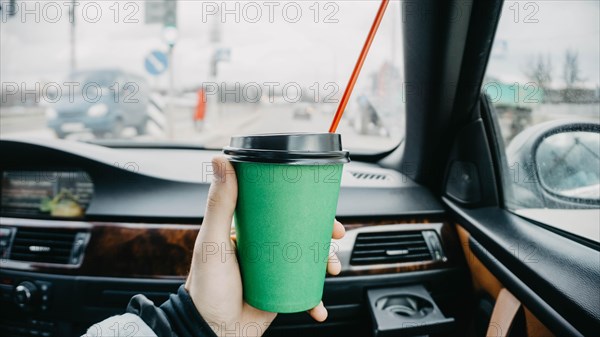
223, 133, 350, 164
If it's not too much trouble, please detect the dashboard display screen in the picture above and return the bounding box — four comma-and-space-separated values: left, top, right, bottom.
1, 171, 94, 218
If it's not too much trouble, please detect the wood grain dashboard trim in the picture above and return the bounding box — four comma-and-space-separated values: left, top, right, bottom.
0, 216, 458, 278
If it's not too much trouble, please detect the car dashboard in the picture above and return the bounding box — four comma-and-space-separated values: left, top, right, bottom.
0, 139, 468, 337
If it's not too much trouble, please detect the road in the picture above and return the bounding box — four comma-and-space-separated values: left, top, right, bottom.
0, 101, 402, 153
3, 99, 599, 152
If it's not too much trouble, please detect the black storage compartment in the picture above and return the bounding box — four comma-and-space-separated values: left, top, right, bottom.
368, 285, 454, 337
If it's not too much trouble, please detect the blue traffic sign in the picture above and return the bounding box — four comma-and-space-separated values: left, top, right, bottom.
145, 50, 168, 76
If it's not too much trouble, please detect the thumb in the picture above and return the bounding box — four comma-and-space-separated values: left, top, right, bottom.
201, 156, 238, 241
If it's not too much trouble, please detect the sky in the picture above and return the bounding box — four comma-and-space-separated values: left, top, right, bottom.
488, 0, 600, 88
0, 1, 402, 91
1, 0, 598, 91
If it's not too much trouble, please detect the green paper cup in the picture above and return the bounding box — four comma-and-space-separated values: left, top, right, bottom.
224, 133, 350, 313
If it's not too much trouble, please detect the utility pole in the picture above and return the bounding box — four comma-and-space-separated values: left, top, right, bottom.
391, 2, 396, 66
210, 8, 222, 119
163, 26, 178, 139
69, 0, 76, 73
167, 44, 175, 138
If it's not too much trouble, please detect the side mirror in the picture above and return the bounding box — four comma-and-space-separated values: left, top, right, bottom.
507, 120, 599, 208
536, 129, 599, 201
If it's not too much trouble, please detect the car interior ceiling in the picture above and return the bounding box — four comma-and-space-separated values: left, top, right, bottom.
1, 1, 598, 337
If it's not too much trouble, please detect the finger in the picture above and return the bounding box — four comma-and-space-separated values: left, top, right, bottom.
201, 156, 238, 241
327, 253, 342, 275
308, 301, 328, 322
332, 220, 345, 240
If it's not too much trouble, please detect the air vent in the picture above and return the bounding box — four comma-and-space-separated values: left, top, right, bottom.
350, 171, 389, 181
350, 230, 444, 265
9, 228, 90, 265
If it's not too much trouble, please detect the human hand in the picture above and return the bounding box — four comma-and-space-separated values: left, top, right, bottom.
185, 156, 346, 337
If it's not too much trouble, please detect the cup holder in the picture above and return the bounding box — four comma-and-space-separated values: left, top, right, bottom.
368, 285, 454, 337
375, 294, 434, 319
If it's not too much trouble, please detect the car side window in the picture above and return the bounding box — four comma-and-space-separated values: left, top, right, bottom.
483, 1, 600, 240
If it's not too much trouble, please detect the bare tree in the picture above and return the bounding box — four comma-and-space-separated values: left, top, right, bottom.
524, 53, 553, 92
563, 49, 585, 102
563, 49, 584, 88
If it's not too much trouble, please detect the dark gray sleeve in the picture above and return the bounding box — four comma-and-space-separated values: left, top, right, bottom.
125, 285, 218, 337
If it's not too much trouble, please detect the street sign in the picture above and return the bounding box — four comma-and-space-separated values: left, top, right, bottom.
163, 1, 177, 27
145, 50, 169, 76
145, 0, 177, 27
215, 48, 231, 62
145, 1, 163, 24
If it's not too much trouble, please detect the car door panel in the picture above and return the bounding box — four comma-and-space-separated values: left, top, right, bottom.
457, 225, 556, 337
448, 201, 599, 337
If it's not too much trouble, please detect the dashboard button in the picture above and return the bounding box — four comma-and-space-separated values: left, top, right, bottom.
14, 281, 39, 309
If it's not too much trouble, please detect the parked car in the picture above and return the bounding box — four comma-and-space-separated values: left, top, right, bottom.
46, 69, 149, 139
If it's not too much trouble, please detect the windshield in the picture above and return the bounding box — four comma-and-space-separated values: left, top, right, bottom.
0, 1, 404, 153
